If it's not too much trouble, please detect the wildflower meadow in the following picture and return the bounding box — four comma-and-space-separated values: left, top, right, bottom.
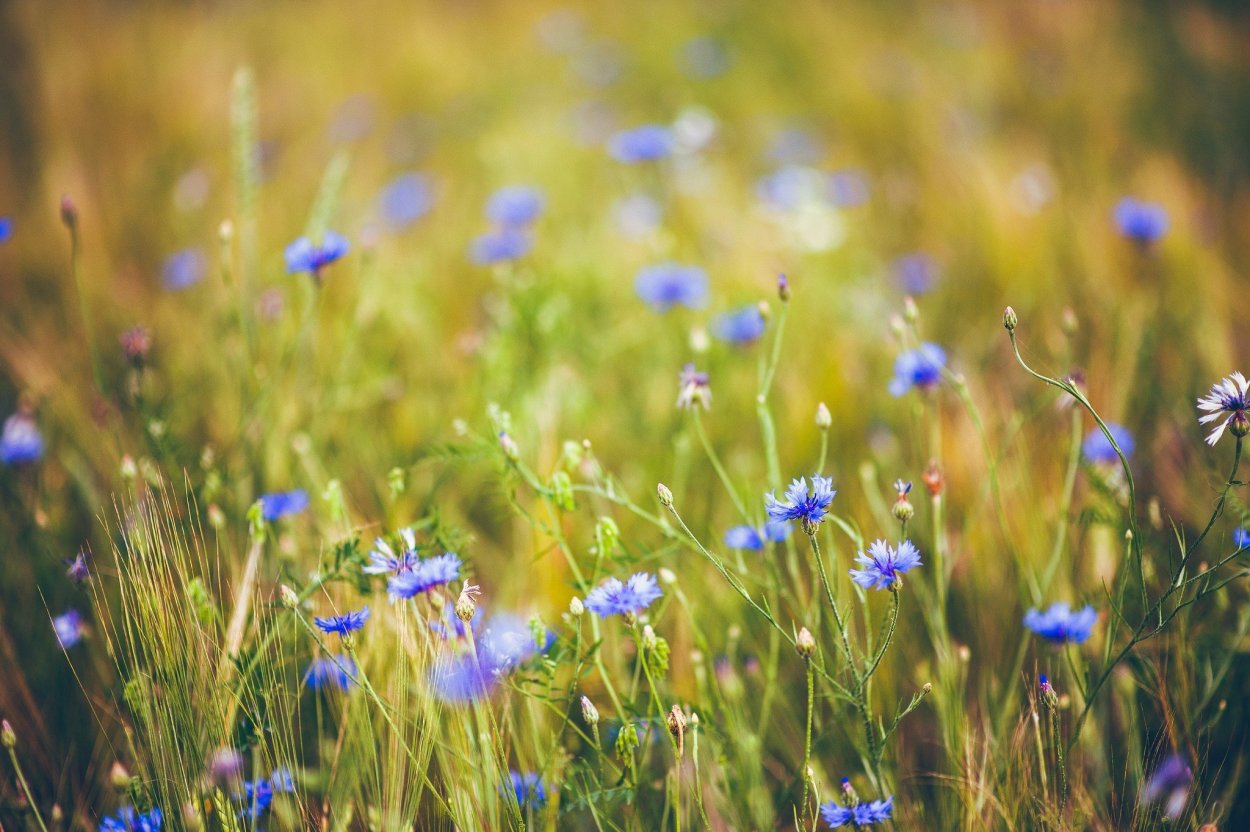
3, 1, 1250, 829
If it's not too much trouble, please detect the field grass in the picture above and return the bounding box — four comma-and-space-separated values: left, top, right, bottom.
2, 1, 1250, 829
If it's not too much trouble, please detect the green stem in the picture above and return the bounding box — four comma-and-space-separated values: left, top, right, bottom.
691, 408, 749, 520
6, 745, 50, 832
800, 659, 815, 824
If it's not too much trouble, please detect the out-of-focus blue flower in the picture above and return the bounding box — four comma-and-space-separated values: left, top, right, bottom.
363, 528, 419, 575
1235, 528, 1250, 549
635, 262, 708, 311
388, 553, 462, 599
1081, 424, 1134, 463
99, 806, 163, 831
379, 173, 433, 229
314, 606, 370, 636
284, 232, 350, 277
850, 540, 923, 591
609, 125, 673, 163
305, 655, 356, 691
1, 412, 43, 465
429, 603, 483, 640
0, 217, 12, 243
432, 652, 493, 703
888, 343, 946, 396
766, 475, 836, 528
820, 795, 892, 827
259, 490, 309, 521
613, 192, 663, 238
1024, 602, 1097, 644
724, 521, 790, 551
892, 253, 938, 295
54, 610, 84, 649
235, 769, 296, 821
66, 550, 91, 584
508, 770, 548, 810
470, 228, 532, 265
676, 363, 711, 411
680, 36, 730, 79
828, 169, 870, 207
1139, 754, 1191, 820
712, 306, 766, 345
486, 186, 545, 227
1114, 197, 1169, 245
1197, 373, 1249, 446
161, 249, 206, 290
756, 165, 827, 212
584, 573, 663, 618
479, 614, 552, 674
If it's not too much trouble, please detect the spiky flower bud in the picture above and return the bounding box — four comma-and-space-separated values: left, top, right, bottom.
815, 402, 832, 430
455, 583, 480, 623
279, 584, 299, 609
1039, 674, 1059, 710
795, 626, 816, 659
580, 695, 600, 726
922, 682, 933, 695
657, 483, 673, 508
1003, 306, 1018, 332
1, 720, 15, 749
1231, 411, 1250, 438
569, 596, 584, 617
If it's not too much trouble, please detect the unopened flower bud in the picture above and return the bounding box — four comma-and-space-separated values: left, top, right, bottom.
815, 402, 832, 430
657, 483, 673, 508
1232, 411, 1250, 438
120, 455, 138, 480
455, 586, 478, 623
279, 585, 299, 609
110, 761, 132, 789
1003, 306, 1018, 332
777, 274, 790, 303
1, 720, 15, 748
569, 596, 584, 617
903, 296, 919, 323
922, 682, 933, 695
795, 626, 816, 659
499, 432, 519, 461
218, 219, 234, 243
923, 461, 944, 496
642, 624, 658, 653
60, 194, 78, 230
1039, 674, 1059, 709
580, 695, 599, 726
957, 644, 971, 662
120, 326, 152, 367
658, 567, 677, 585
841, 777, 858, 803
666, 705, 687, 739
689, 711, 699, 727
892, 499, 914, 523
1061, 307, 1078, 335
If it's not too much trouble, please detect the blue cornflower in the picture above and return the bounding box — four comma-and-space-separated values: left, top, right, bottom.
608, 125, 674, 163
765, 475, 836, 529
305, 655, 356, 691
584, 573, 663, 618
100, 806, 163, 832
235, 769, 296, 821
486, 186, 545, 227
892, 253, 937, 295
1, 412, 43, 465
379, 173, 433, 229
1235, 528, 1250, 549
1081, 424, 1134, 463
470, 228, 532, 265
1114, 197, 1169, 245
820, 796, 893, 827
66, 550, 91, 583
284, 231, 350, 277
850, 540, 923, 591
161, 249, 205, 290
388, 552, 462, 598
509, 770, 548, 810
712, 306, 767, 345
0, 217, 12, 242
363, 527, 419, 575
635, 262, 708, 311
314, 606, 370, 636
478, 614, 553, 673
1140, 754, 1192, 820
828, 169, 870, 208
724, 521, 790, 551
1023, 602, 1097, 644
432, 652, 492, 703
1197, 373, 1249, 446
888, 343, 946, 396
54, 610, 85, 649
259, 490, 309, 521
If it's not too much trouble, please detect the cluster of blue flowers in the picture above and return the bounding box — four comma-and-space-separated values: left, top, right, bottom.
471, 185, 543, 265
1024, 602, 1097, 644
584, 573, 663, 618
99, 806, 163, 831
635, 262, 708, 312
431, 614, 552, 703
259, 489, 309, 521
235, 768, 297, 821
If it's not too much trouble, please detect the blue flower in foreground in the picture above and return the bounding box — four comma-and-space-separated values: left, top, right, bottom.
1235, 528, 1250, 549
712, 306, 767, 345
259, 490, 309, 521
432, 652, 492, 702
892, 253, 938, 295
1, 412, 43, 465
314, 606, 370, 636
1139, 753, 1192, 820
1081, 424, 1134, 463
470, 228, 532, 265
235, 770, 296, 821
1197, 372, 1249, 446
305, 655, 356, 691
284, 231, 350, 277
100, 806, 163, 832
479, 614, 552, 673
509, 770, 548, 810
364, 527, 419, 575
54, 610, 85, 649
850, 540, 922, 591
725, 521, 790, 551
888, 343, 946, 396
486, 186, 545, 227
608, 124, 674, 163
1114, 197, 1169, 245
635, 262, 708, 311
388, 552, 462, 598
379, 173, 433, 229
820, 796, 893, 827
1024, 602, 1097, 644
161, 249, 205, 290
584, 573, 663, 618
0, 217, 12, 242
766, 475, 836, 529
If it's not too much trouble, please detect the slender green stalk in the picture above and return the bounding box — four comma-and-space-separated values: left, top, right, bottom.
5, 739, 51, 832
800, 658, 815, 824
691, 408, 749, 520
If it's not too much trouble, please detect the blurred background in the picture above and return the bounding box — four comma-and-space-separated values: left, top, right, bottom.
2, 0, 1250, 824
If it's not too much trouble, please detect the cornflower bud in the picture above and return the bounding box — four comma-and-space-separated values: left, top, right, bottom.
666, 705, 688, 747
569, 596, 584, 617
658, 567, 677, 585
60, 194, 78, 230
1039, 674, 1059, 710
455, 582, 480, 623
795, 627, 816, 659
499, 431, 519, 461
580, 695, 600, 726
1003, 306, 1018, 332
656, 483, 674, 508
1, 720, 15, 748
815, 402, 832, 430
279, 585, 299, 609
923, 461, 944, 496
777, 274, 791, 302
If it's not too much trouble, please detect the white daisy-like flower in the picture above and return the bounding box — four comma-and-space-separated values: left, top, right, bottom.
1197, 372, 1250, 446
363, 527, 419, 575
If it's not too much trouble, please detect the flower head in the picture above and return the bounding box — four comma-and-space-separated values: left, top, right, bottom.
234, 769, 296, 821
820, 794, 893, 827
1, 412, 43, 465
1024, 602, 1097, 644
259, 490, 309, 521
1139, 754, 1192, 820
724, 521, 790, 551
120, 326, 152, 366
1235, 527, 1250, 549
388, 552, 462, 599
161, 249, 205, 290
1082, 424, 1135, 463
712, 306, 767, 345
284, 231, 350, 277
584, 573, 663, 618
892, 253, 937, 295
314, 606, 370, 636
676, 364, 711, 410
765, 475, 836, 529
66, 550, 91, 583
508, 770, 548, 810
1197, 373, 1250, 446
0, 217, 11, 243
100, 806, 164, 832
363, 528, 419, 575
305, 655, 356, 691
850, 540, 923, 591
470, 228, 532, 265
888, 343, 946, 396
635, 262, 708, 311
54, 610, 85, 649
1114, 197, 1169, 245
609, 124, 674, 163
379, 173, 434, 229
486, 186, 545, 227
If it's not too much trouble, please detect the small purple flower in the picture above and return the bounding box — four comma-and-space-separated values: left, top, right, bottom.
53, 610, 85, 649
608, 125, 673, 163
1197, 373, 1249, 446
850, 540, 923, 591
388, 553, 462, 599
584, 573, 663, 618
161, 249, 206, 290
1024, 602, 1097, 644
820, 794, 893, 827
259, 490, 309, 521
1114, 197, 1169, 245
635, 262, 708, 311
676, 364, 711, 410
470, 228, 532, 265
314, 606, 370, 636
379, 173, 433, 229
888, 343, 946, 396
100, 806, 163, 832
1139, 754, 1192, 820
305, 655, 356, 691
712, 306, 766, 345
508, 770, 548, 810
1082, 424, 1134, 463
363, 528, 419, 575
1235, 528, 1250, 549
66, 550, 91, 583
207, 748, 244, 786
1, 412, 43, 465
284, 232, 350, 277
486, 186, 545, 227
765, 475, 837, 528
892, 253, 938, 295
